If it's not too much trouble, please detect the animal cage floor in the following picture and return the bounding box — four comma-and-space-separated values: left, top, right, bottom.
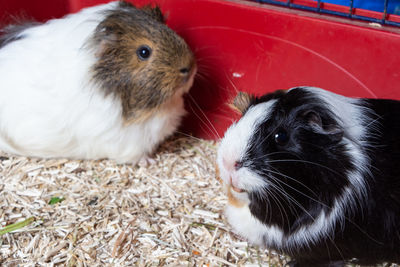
0, 135, 397, 266
0, 136, 286, 266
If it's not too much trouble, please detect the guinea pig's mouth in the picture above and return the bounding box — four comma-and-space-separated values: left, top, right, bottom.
216, 165, 246, 194
231, 185, 246, 193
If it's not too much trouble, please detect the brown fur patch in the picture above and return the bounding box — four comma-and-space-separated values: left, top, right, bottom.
229, 92, 255, 115
122, 85, 185, 125
90, 1, 195, 124
227, 185, 246, 208
140, 5, 164, 23
215, 164, 223, 184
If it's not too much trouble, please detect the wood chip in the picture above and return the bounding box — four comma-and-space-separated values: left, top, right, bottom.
1, 135, 389, 266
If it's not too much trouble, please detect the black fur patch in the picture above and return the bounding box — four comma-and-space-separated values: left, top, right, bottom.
243, 88, 352, 233
0, 22, 40, 49
237, 88, 400, 265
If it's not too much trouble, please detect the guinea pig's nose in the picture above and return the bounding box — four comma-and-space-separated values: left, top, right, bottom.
180, 60, 197, 77
223, 158, 242, 174
179, 63, 197, 84
179, 67, 190, 75
234, 161, 243, 170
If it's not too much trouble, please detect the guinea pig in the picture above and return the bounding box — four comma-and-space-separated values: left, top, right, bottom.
217, 86, 400, 266
0, 1, 196, 164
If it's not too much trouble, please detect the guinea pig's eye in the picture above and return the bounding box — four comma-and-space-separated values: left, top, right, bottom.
274, 130, 289, 146
136, 45, 152, 61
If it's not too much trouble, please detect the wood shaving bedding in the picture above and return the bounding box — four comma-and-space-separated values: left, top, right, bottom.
0, 135, 396, 267
0, 135, 286, 266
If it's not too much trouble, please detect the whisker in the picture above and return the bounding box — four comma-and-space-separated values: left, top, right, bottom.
266, 177, 347, 260
193, 45, 218, 54
224, 73, 239, 94
258, 170, 383, 247
175, 131, 204, 142
254, 124, 281, 151
186, 102, 217, 139
254, 157, 346, 179
268, 171, 331, 211
267, 168, 319, 199
260, 185, 290, 229
266, 177, 316, 223
194, 72, 208, 82
187, 94, 221, 139
195, 56, 223, 63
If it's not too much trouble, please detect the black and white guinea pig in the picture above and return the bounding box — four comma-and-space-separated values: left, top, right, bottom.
0, 1, 196, 164
217, 86, 400, 267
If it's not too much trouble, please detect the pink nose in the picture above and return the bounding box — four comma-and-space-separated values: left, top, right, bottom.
234, 161, 242, 170
221, 157, 245, 193
223, 157, 241, 172
222, 157, 242, 186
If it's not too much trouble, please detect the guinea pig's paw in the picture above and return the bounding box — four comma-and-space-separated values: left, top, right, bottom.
138, 156, 157, 167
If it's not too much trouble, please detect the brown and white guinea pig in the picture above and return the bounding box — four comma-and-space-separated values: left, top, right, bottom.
217, 86, 400, 267
0, 1, 196, 164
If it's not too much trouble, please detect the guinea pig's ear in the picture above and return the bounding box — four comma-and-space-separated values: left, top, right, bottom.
230, 92, 255, 115
92, 22, 122, 57
98, 25, 120, 42
141, 5, 165, 23
304, 110, 344, 143
304, 110, 322, 128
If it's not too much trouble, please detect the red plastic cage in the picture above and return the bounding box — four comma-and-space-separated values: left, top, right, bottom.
1, 0, 400, 139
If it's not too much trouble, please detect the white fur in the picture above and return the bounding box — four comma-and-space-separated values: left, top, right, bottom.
218, 87, 374, 252
0, 2, 190, 164
224, 180, 361, 252
217, 100, 277, 191
225, 204, 284, 247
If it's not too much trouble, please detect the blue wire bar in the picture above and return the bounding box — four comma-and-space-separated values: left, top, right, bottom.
349, 0, 354, 17
254, 0, 400, 27
384, 0, 389, 22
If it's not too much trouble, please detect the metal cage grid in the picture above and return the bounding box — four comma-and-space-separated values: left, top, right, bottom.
253, 0, 400, 27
